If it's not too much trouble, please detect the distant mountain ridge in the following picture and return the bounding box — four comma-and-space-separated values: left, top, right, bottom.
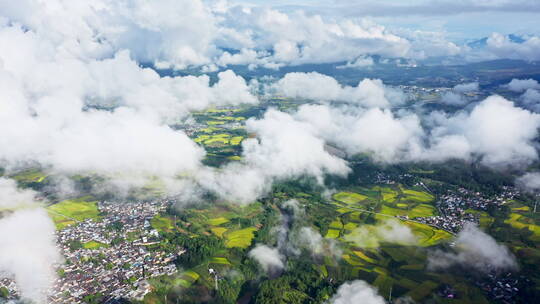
467, 34, 527, 49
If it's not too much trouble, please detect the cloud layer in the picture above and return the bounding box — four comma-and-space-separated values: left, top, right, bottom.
1, 0, 538, 75
0, 178, 61, 303
0, 22, 258, 192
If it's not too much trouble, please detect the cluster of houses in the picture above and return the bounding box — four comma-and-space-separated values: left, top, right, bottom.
476, 272, 522, 303
414, 213, 479, 233
1, 200, 181, 303
373, 172, 416, 185
0, 277, 19, 300
414, 186, 521, 233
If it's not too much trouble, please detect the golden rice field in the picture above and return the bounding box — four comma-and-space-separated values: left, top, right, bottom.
225, 227, 257, 248
333, 192, 368, 204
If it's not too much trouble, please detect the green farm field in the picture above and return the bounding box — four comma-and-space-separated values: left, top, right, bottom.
47, 196, 100, 230
83, 241, 109, 250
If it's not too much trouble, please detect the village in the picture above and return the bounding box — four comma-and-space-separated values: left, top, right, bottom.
415, 186, 521, 233
1, 200, 180, 303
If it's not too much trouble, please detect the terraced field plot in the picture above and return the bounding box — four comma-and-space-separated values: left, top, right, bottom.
403, 221, 453, 246
225, 227, 257, 248
10, 169, 48, 184
175, 270, 200, 288
325, 185, 447, 250
209, 257, 232, 265
83, 241, 109, 250
210, 227, 228, 237
329, 219, 344, 229
505, 213, 540, 240
47, 196, 100, 230
189, 108, 249, 167
208, 217, 230, 226
335, 244, 454, 302
176, 203, 264, 249
351, 250, 378, 264
151, 215, 175, 233
400, 187, 434, 203
325, 229, 341, 239
194, 133, 244, 147
333, 192, 368, 204
465, 209, 494, 228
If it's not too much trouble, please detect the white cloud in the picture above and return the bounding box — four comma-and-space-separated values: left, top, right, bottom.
522, 89, 540, 103
273, 72, 406, 108
294, 227, 342, 259
343, 220, 418, 248
486, 33, 540, 61
0, 178, 61, 303
334, 108, 422, 162
248, 244, 285, 275
520, 89, 540, 112
439, 83, 477, 106
428, 95, 540, 167
395, 28, 462, 59
0, 178, 37, 210
453, 82, 479, 93
0, 0, 219, 69
294, 104, 423, 162
440, 92, 467, 106
506, 78, 540, 92
329, 280, 385, 304
336, 56, 374, 69
260, 91, 540, 168
243, 109, 350, 180
199, 109, 350, 203
281, 199, 303, 216
2, 0, 539, 71
421, 134, 472, 162
428, 223, 517, 272
216, 48, 261, 66
0, 23, 259, 192
516, 171, 540, 192
215, 8, 412, 67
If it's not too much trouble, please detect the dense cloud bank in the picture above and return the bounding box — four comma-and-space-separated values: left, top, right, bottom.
265, 76, 540, 169
4, 42, 539, 204
0, 20, 257, 193
484, 33, 540, 62
0, 178, 61, 303
0, 0, 538, 74
0, 3, 539, 195
2, 21, 540, 202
